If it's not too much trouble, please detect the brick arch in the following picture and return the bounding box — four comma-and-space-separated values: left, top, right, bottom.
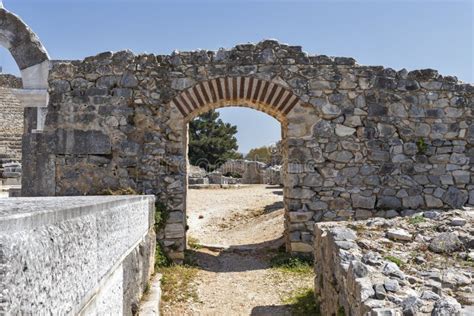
170, 77, 301, 123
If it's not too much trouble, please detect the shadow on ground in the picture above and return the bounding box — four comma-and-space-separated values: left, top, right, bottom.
250, 305, 292, 316
263, 200, 284, 213
187, 237, 285, 273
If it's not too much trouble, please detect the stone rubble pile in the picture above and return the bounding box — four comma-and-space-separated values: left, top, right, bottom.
264, 165, 283, 185
314, 209, 474, 315
0, 161, 21, 186
188, 165, 210, 185
218, 159, 268, 184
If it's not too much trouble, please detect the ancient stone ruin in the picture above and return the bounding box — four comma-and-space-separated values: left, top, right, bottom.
0, 4, 472, 315
0, 74, 23, 188
188, 159, 282, 186
314, 209, 473, 314
0, 74, 22, 160
27, 40, 473, 260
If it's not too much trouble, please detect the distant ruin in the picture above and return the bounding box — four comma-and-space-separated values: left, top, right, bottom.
188, 160, 282, 186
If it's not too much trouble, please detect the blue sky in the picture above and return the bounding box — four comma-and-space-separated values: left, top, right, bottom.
1, 0, 472, 153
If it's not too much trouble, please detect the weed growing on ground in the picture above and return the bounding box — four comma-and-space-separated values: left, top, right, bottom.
282, 287, 320, 315
347, 223, 365, 234
155, 242, 172, 269
159, 264, 199, 304
270, 251, 314, 275
338, 306, 345, 316
384, 255, 404, 268
408, 215, 425, 225
188, 236, 202, 249
154, 201, 169, 231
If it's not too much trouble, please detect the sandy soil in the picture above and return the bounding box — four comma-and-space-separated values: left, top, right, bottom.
161, 185, 314, 316
187, 185, 285, 247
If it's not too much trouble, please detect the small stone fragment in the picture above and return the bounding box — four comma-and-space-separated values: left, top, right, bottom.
335, 124, 356, 137
386, 228, 413, 241
384, 279, 400, 292
382, 262, 405, 280
401, 296, 422, 316
350, 260, 369, 278
420, 290, 440, 301
374, 284, 387, 300
449, 217, 466, 227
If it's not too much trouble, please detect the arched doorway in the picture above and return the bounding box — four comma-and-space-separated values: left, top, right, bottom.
166, 76, 305, 261
0, 6, 50, 196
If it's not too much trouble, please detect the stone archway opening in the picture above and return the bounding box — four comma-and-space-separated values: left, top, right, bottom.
164, 76, 306, 261
0, 6, 50, 196
185, 105, 286, 250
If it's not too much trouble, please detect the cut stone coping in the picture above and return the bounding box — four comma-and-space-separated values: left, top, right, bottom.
0, 195, 155, 232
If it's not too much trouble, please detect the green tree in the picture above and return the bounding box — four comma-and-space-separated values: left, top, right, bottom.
246, 142, 282, 165
246, 146, 272, 164
188, 110, 242, 171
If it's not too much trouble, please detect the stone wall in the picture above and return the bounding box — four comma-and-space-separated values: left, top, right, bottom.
219, 159, 266, 184
0, 74, 23, 162
0, 195, 155, 315
313, 210, 473, 315
22, 40, 473, 260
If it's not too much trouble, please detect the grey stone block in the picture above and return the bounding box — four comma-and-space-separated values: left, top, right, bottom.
53, 129, 112, 155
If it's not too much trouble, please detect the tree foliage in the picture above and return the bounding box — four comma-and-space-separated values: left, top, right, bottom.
188, 110, 242, 170
245, 146, 272, 164
246, 142, 282, 165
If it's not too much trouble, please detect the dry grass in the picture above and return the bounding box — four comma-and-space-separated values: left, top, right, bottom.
159, 264, 200, 305
282, 287, 320, 316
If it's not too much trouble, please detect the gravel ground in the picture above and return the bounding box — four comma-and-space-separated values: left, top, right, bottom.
187, 185, 285, 247
161, 185, 314, 316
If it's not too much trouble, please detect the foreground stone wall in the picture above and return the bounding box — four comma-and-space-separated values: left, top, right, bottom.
314, 210, 473, 315
22, 40, 473, 260
0, 195, 155, 315
0, 75, 23, 162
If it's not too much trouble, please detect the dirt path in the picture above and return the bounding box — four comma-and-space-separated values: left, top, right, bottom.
160, 185, 314, 316
186, 185, 285, 247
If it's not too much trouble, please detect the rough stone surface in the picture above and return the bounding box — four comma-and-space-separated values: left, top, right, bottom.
0, 8, 50, 70
0, 77, 23, 162
0, 195, 155, 315
16, 38, 472, 260
386, 228, 412, 241
428, 232, 463, 253
314, 209, 473, 315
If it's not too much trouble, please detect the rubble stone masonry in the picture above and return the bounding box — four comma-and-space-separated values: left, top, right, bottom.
0, 74, 22, 162
21, 41, 473, 261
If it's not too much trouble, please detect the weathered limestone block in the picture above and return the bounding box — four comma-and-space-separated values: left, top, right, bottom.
352, 194, 376, 209
0, 196, 155, 315
53, 129, 112, 155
